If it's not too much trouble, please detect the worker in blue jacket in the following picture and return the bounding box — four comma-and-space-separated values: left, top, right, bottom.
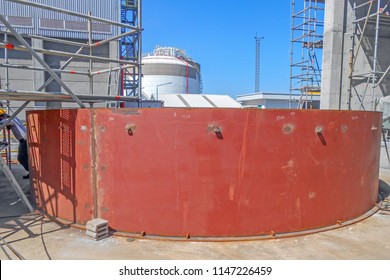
0, 109, 29, 179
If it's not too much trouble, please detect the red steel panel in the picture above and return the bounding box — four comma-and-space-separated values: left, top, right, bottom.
27, 109, 95, 224
27, 108, 382, 239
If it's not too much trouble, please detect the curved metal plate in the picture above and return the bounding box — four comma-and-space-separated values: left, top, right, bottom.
27, 108, 382, 239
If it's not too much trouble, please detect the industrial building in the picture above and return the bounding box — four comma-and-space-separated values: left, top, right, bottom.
0, 0, 389, 263
236, 92, 320, 109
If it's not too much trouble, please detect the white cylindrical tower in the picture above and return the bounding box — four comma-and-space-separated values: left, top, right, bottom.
142, 46, 201, 99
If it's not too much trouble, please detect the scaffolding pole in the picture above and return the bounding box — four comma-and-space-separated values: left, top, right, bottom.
0, 43, 137, 65
290, 0, 325, 109
0, 63, 90, 76
0, 30, 88, 47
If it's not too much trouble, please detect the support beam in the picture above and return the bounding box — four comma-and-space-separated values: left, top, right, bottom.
91, 30, 137, 48
0, 30, 88, 47
0, 43, 137, 65
0, 63, 90, 76
0, 90, 139, 102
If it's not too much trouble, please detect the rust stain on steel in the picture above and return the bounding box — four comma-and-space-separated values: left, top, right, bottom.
27, 108, 382, 239
125, 124, 136, 136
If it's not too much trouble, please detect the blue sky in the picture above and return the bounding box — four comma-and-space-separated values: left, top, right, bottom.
142, 1, 293, 98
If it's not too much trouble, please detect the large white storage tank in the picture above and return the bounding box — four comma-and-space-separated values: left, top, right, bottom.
142, 46, 202, 99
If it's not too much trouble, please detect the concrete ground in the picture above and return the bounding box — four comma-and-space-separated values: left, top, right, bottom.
1, 165, 390, 260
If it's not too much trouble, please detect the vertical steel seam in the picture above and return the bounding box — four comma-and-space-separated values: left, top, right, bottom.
90, 109, 98, 218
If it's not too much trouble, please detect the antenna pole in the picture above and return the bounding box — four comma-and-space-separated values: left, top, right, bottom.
255, 35, 264, 92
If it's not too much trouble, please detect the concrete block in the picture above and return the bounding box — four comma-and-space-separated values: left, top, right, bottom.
86, 228, 109, 240
86, 218, 108, 231
86, 218, 109, 241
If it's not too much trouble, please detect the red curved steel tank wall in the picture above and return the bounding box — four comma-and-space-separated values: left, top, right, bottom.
27, 108, 382, 239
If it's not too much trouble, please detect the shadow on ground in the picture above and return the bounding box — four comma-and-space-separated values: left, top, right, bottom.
378, 179, 390, 202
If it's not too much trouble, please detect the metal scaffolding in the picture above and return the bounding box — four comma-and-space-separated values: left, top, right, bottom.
120, 0, 142, 98
0, 0, 142, 109
348, 0, 390, 111
290, 0, 325, 109
0, 0, 143, 211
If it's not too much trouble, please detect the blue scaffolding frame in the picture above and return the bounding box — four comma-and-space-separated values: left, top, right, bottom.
120, 0, 142, 98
